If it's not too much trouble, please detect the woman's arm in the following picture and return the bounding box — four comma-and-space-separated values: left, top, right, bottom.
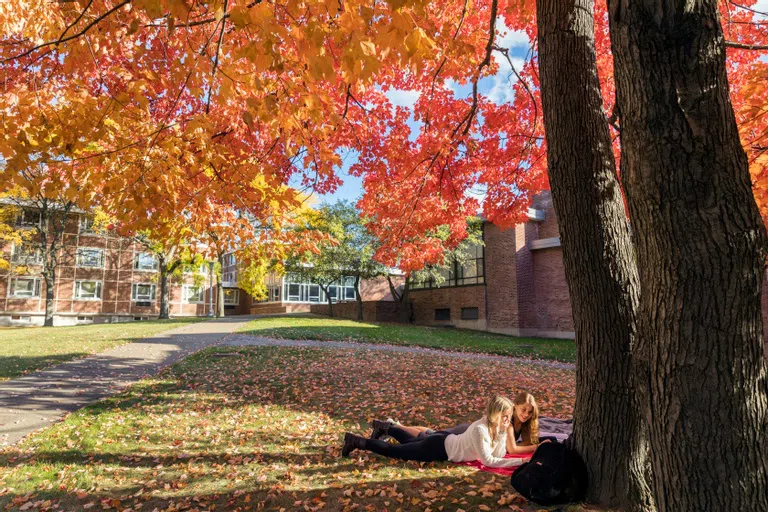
506, 426, 538, 454
473, 425, 526, 468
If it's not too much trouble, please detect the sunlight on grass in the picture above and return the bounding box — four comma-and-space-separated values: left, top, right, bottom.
0, 318, 205, 380
239, 315, 577, 363
0, 345, 582, 511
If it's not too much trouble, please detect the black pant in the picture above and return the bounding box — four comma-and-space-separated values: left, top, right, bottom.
362, 432, 449, 462
387, 423, 471, 444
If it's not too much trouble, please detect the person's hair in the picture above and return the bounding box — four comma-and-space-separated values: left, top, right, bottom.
513, 391, 540, 444
485, 395, 514, 443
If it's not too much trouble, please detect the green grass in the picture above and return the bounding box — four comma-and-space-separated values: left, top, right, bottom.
0, 318, 205, 380
0, 345, 587, 512
239, 315, 577, 363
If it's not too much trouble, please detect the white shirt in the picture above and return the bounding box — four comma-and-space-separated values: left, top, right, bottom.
444, 417, 526, 468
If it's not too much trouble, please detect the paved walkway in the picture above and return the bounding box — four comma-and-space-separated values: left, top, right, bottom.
0, 315, 256, 447
224, 334, 577, 370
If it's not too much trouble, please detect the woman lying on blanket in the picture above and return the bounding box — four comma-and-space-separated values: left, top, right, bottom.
341, 395, 529, 469
368, 391, 547, 455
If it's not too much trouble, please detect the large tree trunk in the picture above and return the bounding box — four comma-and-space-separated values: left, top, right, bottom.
536, 1, 654, 509
608, 2, 768, 510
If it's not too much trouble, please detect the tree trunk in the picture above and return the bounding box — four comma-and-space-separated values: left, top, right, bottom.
354, 274, 363, 321
158, 257, 170, 320
216, 254, 225, 317
536, 1, 654, 509
608, 2, 768, 510
43, 269, 55, 327
321, 284, 333, 317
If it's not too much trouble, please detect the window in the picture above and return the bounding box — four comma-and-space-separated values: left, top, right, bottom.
17, 209, 41, 228
77, 316, 94, 323
133, 252, 158, 271
224, 289, 240, 305
131, 283, 156, 301
184, 264, 208, 275
280, 274, 356, 303
435, 308, 451, 321
9, 277, 41, 298
11, 244, 43, 265
222, 271, 234, 283
411, 239, 485, 289
79, 215, 99, 235
77, 248, 105, 268
183, 285, 205, 303
74, 280, 102, 300
223, 254, 236, 267
461, 307, 479, 320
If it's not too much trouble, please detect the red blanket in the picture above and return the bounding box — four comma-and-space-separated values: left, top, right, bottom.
453, 452, 533, 476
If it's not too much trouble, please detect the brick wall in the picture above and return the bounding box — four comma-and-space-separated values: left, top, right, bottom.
532, 247, 574, 335
485, 223, 519, 333
409, 285, 487, 331
0, 211, 223, 325
515, 222, 538, 331
360, 276, 404, 301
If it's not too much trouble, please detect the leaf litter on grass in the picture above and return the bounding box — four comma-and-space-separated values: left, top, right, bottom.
0, 345, 584, 512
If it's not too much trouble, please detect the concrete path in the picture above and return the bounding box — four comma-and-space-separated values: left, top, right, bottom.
0, 315, 256, 447
224, 334, 577, 370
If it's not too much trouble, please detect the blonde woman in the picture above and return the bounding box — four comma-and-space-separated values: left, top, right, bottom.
369, 391, 547, 455
341, 395, 526, 469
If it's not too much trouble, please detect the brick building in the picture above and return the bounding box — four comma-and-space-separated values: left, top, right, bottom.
407, 192, 575, 339
0, 209, 228, 326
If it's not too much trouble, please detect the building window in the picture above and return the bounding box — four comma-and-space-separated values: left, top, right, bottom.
77, 248, 105, 268
183, 285, 205, 303
184, 264, 208, 275
79, 215, 99, 235
9, 277, 41, 298
17, 209, 41, 228
133, 252, 158, 271
461, 307, 479, 320
435, 308, 451, 321
222, 271, 234, 283
74, 280, 103, 300
411, 239, 485, 289
224, 289, 240, 305
11, 244, 43, 265
223, 254, 236, 267
131, 283, 156, 301
280, 274, 356, 303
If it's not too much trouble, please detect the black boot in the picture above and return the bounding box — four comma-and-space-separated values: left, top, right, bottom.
341, 433, 366, 457
370, 419, 393, 440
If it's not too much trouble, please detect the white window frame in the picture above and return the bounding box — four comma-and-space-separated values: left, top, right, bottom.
79, 215, 99, 235
183, 284, 205, 304
185, 264, 208, 275
8, 277, 41, 298
76, 247, 105, 268
223, 289, 240, 305
131, 283, 157, 302
11, 243, 43, 265
74, 280, 103, 300
133, 252, 158, 272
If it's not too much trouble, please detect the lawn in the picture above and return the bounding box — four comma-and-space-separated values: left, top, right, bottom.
239, 315, 577, 363
0, 345, 583, 511
0, 318, 205, 380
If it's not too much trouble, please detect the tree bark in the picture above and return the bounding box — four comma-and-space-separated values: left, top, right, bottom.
354, 274, 363, 321
607, 2, 768, 510
321, 284, 333, 317
536, 0, 654, 509
158, 256, 170, 320
216, 254, 225, 317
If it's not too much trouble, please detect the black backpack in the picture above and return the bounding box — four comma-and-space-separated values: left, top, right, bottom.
509, 442, 588, 506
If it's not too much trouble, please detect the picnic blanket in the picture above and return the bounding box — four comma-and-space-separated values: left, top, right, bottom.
453, 417, 573, 476
454, 452, 533, 476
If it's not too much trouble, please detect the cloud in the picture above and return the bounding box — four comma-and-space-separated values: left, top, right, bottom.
386, 89, 420, 108
482, 56, 526, 105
